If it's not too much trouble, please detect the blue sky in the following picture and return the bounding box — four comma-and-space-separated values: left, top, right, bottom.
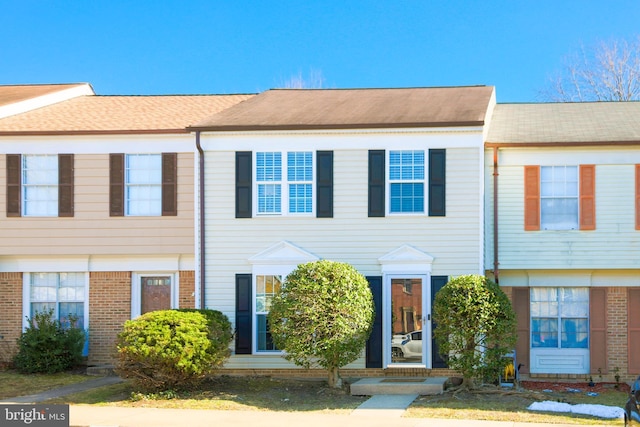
2, 1, 640, 102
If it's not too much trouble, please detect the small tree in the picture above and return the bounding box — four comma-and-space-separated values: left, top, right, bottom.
268, 260, 374, 388
433, 275, 516, 388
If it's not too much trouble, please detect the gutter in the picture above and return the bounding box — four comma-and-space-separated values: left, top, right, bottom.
195, 131, 206, 309
492, 146, 499, 284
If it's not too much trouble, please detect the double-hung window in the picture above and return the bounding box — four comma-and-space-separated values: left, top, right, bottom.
22, 155, 59, 217
255, 274, 283, 352
125, 154, 162, 216
540, 166, 578, 230
389, 150, 425, 214
28, 272, 87, 329
256, 151, 313, 215
531, 287, 588, 349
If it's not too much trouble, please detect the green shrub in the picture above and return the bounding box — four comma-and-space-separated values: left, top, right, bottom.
13, 309, 86, 374
433, 274, 517, 388
268, 260, 374, 388
115, 309, 232, 392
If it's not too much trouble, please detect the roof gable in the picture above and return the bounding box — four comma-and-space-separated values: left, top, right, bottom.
0, 83, 94, 119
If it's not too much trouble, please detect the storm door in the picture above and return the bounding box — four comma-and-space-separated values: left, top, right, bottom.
388, 276, 428, 366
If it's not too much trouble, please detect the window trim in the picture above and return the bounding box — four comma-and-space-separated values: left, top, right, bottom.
253, 271, 286, 354
254, 151, 315, 217
22, 272, 89, 331
387, 150, 426, 215
130, 272, 178, 318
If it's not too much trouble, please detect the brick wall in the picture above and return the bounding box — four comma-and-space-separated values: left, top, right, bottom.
0, 272, 22, 363
608, 287, 630, 381
179, 270, 196, 309
88, 272, 131, 365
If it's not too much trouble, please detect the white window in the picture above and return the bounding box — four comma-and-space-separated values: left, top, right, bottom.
389, 150, 425, 214
26, 272, 87, 329
256, 151, 313, 215
531, 287, 589, 349
255, 274, 283, 352
540, 166, 578, 230
22, 155, 58, 217
125, 154, 162, 216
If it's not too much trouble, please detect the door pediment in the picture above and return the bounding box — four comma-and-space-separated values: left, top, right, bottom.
378, 245, 434, 274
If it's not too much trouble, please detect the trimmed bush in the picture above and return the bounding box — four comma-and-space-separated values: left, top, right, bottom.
115, 309, 232, 392
14, 309, 86, 374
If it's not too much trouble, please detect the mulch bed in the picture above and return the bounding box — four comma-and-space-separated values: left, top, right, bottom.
521, 380, 630, 393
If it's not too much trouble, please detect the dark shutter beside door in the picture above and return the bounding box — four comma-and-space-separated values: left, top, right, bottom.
162, 153, 178, 216
628, 289, 640, 373
431, 275, 448, 368
316, 151, 333, 218
513, 287, 530, 374
6, 154, 21, 217
368, 150, 385, 217
236, 152, 252, 218
366, 276, 383, 368
590, 288, 607, 373
58, 154, 74, 217
235, 273, 252, 354
428, 149, 446, 216
109, 153, 125, 217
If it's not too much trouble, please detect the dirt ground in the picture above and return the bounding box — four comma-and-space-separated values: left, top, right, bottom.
521, 380, 630, 394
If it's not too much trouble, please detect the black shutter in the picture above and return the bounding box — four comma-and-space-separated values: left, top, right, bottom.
366, 276, 383, 368
236, 152, 252, 218
429, 149, 446, 216
235, 273, 252, 354
431, 275, 448, 368
58, 154, 74, 217
316, 151, 333, 218
162, 153, 178, 216
6, 154, 21, 217
109, 154, 125, 217
368, 150, 385, 217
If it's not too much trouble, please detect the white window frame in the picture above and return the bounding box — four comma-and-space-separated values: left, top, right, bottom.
125, 153, 162, 217
131, 272, 179, 318
255, 151, 314, 216
22, 272, 89, 331
387, 150, 425, 215
540, 165, 579, 230
253, 268, 290, 354
22, 154, 58, 217
529, 286, 590, 374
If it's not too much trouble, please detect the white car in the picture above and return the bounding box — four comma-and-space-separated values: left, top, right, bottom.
391, 330, 422, 360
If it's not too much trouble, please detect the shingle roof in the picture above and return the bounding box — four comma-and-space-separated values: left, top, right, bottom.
0, 83, 90, 108
190, 86, 495, 131
0, 94, 255, 134
487, 102, 640, 145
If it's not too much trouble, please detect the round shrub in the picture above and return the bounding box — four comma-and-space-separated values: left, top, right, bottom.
115, 309, 232, 392
14, 309, 86, 374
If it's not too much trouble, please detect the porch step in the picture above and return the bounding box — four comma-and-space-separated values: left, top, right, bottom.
350, 377, 447, 396
86, 364, 117, 376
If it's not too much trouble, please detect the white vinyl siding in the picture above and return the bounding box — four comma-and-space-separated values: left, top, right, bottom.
488, 148, 640, 270
202, 130, 485, 368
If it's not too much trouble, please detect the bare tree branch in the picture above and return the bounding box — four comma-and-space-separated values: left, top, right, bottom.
540, 36, 640, 102
277, 68, 326, 89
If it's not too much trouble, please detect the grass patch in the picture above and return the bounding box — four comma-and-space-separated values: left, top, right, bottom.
55, 376, 368, 413
407, 385, 627, 425
0, 370, 91, 400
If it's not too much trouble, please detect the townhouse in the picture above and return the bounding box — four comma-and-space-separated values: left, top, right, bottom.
189, 86, 495, 374
486, 102, 640, 382
0, 85, 252, 364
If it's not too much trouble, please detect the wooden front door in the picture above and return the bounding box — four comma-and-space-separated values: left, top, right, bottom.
141, 276, 171, 314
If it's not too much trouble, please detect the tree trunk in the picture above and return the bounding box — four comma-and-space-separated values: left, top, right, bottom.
327, 366, 342, 388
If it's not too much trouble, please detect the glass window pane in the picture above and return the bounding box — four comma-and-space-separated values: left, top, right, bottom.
561, 318, 588, 348
60, 302, 84, 329
531, 318, 558, 348
125, 154, 161, 216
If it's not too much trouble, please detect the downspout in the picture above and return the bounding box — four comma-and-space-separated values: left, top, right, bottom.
196, 131, 206, 309
493, 146, 500, 284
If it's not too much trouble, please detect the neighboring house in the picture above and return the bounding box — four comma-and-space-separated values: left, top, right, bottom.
189, 87, 496, 374
0, 86, 253, 364
0, 83, 95, 119
485, 102, 640, 382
